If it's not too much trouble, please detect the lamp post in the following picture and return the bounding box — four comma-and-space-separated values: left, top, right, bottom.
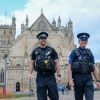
3, 54, 8, 96
2, 49, 9, 96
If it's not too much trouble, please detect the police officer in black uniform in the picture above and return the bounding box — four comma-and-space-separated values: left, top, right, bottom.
68, 32, 100, 100
29, 32, 61, 100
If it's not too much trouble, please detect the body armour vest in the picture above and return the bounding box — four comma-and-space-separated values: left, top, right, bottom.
34, 46, 56, 73
71, 48, 94, 73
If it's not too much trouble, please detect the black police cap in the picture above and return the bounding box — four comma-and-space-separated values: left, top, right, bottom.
77, 32, 90, 40
37, 32, 48, 39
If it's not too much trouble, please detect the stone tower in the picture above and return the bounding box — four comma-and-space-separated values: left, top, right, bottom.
52, 18, 56, 28
0, 16, 16, 79
21, 14, 29, 33
57, 16, 61, 28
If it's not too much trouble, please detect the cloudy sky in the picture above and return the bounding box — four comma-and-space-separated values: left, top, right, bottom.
0, 0, 100, 62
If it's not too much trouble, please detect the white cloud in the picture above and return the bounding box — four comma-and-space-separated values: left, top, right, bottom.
1, 0, 100, 35
0, 16, 11, 25
13, 0, 100, 35
0, 0, 100, 61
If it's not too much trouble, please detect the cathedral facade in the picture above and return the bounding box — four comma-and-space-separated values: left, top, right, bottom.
0, 12, 74, 92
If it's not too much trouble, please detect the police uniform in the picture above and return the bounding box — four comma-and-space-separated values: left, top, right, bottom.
31, 32, 59, 100
69, 33, 95, 100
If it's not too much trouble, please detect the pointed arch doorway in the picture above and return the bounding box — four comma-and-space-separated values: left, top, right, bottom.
16, 82, 20, 92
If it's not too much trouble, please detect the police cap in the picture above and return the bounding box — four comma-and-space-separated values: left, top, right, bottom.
77, 32, 90, 41
37, 32, 48, 39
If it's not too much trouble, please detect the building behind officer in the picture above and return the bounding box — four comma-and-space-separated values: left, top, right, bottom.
29, 32, 61, 100
68, 32, 100, 100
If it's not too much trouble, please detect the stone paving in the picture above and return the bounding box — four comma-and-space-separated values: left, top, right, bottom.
0, 91, 100, 100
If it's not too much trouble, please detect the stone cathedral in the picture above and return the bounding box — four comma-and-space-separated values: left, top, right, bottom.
0, 11, 74, 92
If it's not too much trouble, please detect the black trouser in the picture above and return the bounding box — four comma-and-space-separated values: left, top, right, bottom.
36, 73, 59, 100
73, 73, 94, 100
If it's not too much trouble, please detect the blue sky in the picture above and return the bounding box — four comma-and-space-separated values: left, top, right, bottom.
0, 0, 100, 62
0, 0, 27, 16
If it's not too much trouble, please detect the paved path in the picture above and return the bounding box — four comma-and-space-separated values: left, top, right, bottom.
1, 91, 100, 100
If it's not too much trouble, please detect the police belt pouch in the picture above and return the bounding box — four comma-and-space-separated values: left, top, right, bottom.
80, 62, 89, 73
81, 62, 94, 72
72, 61, 94, 73
71, 62, 80, 72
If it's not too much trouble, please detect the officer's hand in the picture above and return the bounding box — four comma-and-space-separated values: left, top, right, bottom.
68, 79, 74, 87
96, 82, 100, 88
28, 74, 32, 80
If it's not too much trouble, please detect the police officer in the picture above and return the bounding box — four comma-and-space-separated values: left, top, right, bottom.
29, 32, 61, 100
68, 32, 100, 100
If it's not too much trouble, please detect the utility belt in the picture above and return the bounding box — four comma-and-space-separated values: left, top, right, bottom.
72, 71, 91, 75
37, 71, 55, 76
71, 61, 94, 73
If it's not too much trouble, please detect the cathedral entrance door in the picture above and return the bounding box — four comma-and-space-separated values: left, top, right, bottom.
16, 82, 20, 92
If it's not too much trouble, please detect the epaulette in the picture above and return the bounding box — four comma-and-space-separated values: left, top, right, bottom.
74, 48, 80, 56
86, 48, 92, 56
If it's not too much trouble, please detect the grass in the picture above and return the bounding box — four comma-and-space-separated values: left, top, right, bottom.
0, 93, 31, 99
14, 94, 30, 98
0, 87, 33, 99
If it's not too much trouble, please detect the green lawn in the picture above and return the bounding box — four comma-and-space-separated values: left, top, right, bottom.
14, 94, 31, 98
0, 93, 31, 99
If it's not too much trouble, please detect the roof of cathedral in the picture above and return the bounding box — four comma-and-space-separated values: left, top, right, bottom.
30, 13, 56, 31
0, 25, 12, 29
